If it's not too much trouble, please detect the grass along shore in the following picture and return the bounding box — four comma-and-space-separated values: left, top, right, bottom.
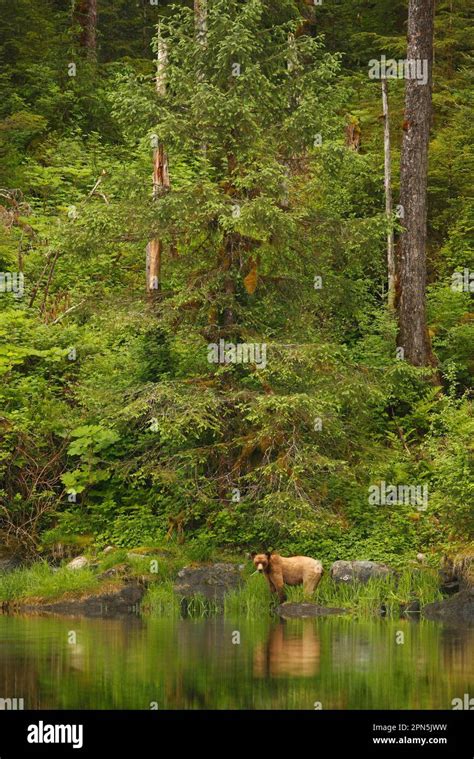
0, 548, 443, 619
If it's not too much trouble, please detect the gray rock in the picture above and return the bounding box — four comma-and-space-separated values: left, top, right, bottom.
0, 530, 24, 572
439, 561, 460, 594
174, 563, 244, 602
276, 602, 348, 618
0, 540, 21, 573
422, 589, 474, 624
454, 554, 474, 590
66, 556, 89, 570
440, 578, 460, 595
21, 582, 145, 618
440, 554, 474, 593
0, 556, 21, 573
331, 560, 391, 583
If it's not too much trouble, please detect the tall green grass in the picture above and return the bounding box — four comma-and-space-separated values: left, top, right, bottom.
0, 557, 443, 620
285, 568, 442, 617
224, 573, 273, 617
141, 581, 181, 617
142, 582, 220, 618
182, 593, 220, 617
96, 549, 184, 580
0, 561, 98, 603
140, 567, 442, 620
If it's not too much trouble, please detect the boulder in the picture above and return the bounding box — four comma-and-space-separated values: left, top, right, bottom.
0, 540, 21, 573
422, 589, 474, 624
454, 554, 474, 589
440, 554, 474, 594
439, 561, 460, 594
174, 563, 244, 602
276, 602, 348, 619
66, 556, 89, 570
0, 555, 21, 573
21, 582, 145, 618
331, 560, 391, 583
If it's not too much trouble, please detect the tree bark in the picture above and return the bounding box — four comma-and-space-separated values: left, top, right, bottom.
382, 78, 395, 311
398, 0, 436, 366
147, 28, 169, 296
74, 0, 97, 60
194, 0, 207, 46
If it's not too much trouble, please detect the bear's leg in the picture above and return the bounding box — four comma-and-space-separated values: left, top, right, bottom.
276, 587, 286, 603
265, 575, 284, 601
303, 571, 322, 598
265, 575, 276, 594
271, 568, 286, 603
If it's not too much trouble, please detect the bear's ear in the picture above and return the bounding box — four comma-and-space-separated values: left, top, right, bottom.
266, 551, 272, 560
249, 552, 256, 559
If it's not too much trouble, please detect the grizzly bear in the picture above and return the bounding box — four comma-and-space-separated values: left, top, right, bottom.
253, 622, 320, 677
252, 552, 323, 603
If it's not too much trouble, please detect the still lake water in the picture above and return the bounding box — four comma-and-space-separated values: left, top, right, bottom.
0, 613, 472, 710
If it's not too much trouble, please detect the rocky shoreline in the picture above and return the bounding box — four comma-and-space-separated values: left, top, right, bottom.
1, 552, 473, 623
17, 581, 146, 618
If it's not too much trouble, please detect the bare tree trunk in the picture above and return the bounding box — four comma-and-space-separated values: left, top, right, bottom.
382, 78, 395, 311
222, 231, 236, 329
74, 0, 97, 60
195, 0, 207, 120
194, 0, 236, 331
146, 238, 162, 294
147, 28, 169, 296
194, 0, 207, 45
152, 142, 169, 202
39, 250, 60, 316
398, 0, 436, 366
155, 30, 167, 97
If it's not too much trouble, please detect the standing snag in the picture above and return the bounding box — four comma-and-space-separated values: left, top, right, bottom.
74, 0, 97, 60
397, 0, 436, 367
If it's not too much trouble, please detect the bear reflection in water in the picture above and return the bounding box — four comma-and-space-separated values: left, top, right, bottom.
253, 621, 320, 678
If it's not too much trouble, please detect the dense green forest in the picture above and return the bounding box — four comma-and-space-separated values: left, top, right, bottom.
0, 0, 472, 569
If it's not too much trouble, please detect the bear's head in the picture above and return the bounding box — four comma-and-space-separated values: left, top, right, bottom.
252, 552, 272, 573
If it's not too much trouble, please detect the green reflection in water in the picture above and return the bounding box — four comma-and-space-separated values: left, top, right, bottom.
0, 614, 472, 710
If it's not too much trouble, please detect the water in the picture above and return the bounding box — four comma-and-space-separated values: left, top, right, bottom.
0, 614, 472, 710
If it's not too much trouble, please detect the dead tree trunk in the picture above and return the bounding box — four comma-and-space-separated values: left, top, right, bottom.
74, 0, 97, 60
194, 0, 207, 46
398, 0, 436, 366
382, 78, 395, 311
147, 28, 169, 296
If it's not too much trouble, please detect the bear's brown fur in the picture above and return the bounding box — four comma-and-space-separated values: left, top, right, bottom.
252, 552, 323, 603
253, 622, 320, 677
